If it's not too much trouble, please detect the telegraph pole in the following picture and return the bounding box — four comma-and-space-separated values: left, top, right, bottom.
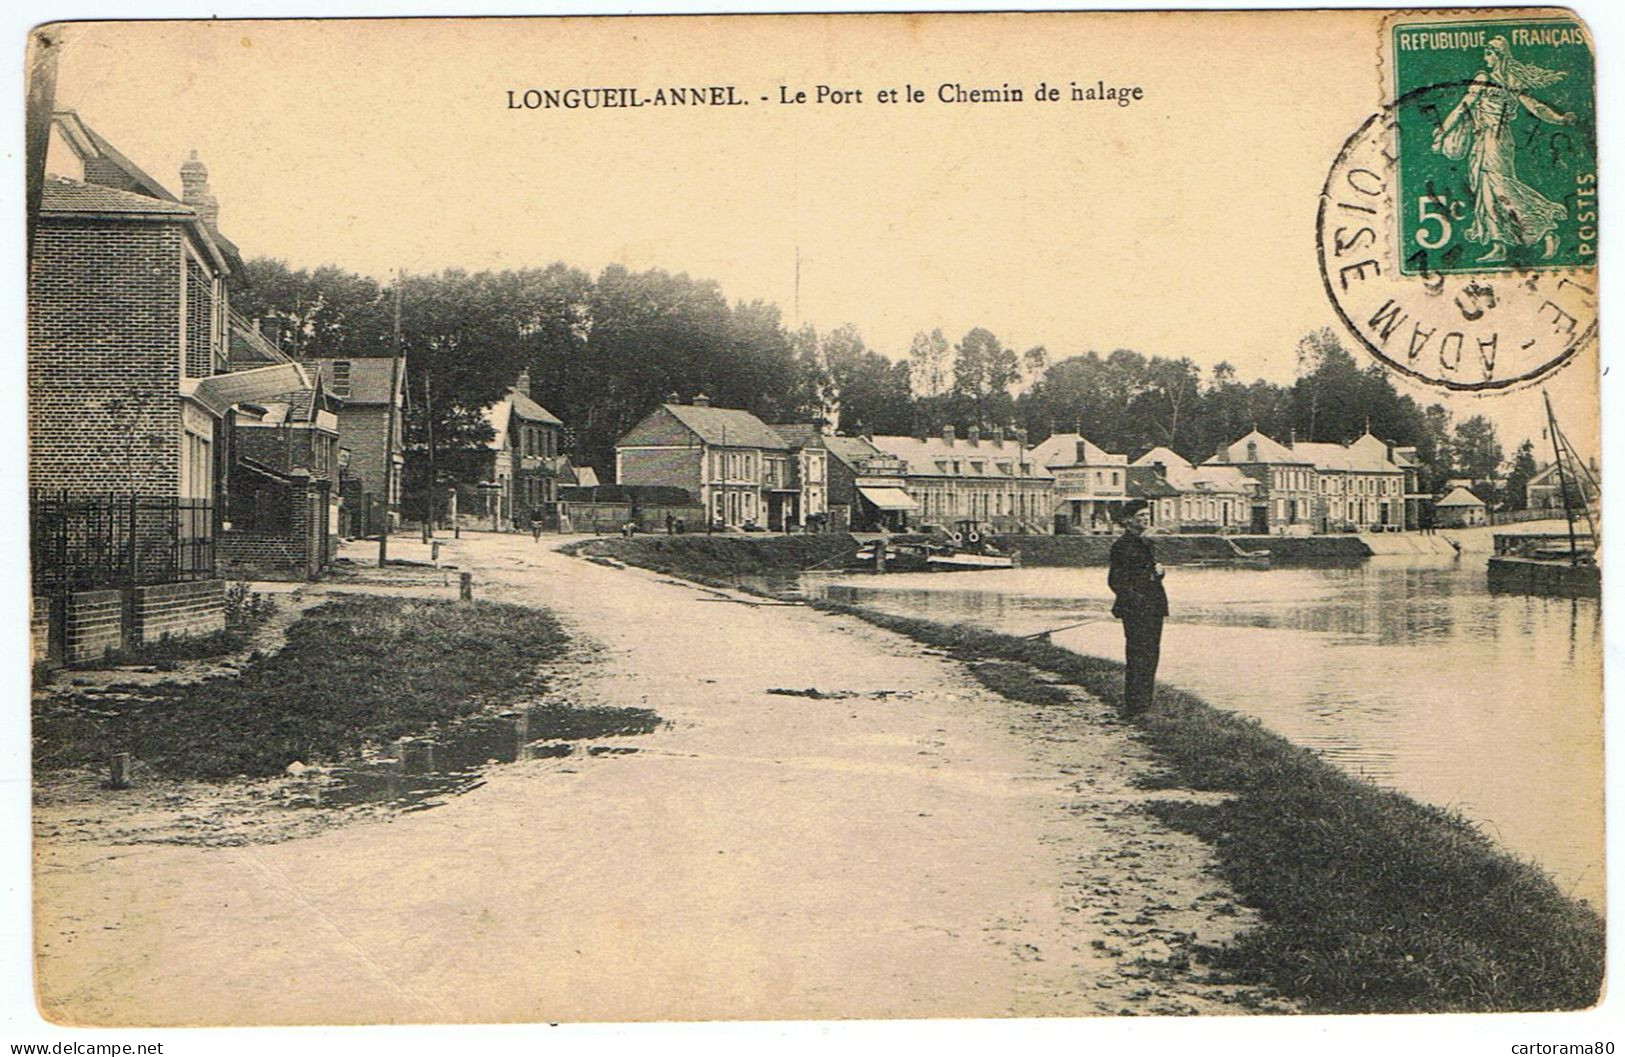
379, 274, 403, 566
422, 367, 436, 542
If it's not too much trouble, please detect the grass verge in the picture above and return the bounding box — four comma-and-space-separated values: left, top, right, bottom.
562, 533, 858, 582
34, 594, 568, 781
810, 600, 1604, 1014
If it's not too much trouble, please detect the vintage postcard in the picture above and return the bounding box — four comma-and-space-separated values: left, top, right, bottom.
16, 5, 1609, 1045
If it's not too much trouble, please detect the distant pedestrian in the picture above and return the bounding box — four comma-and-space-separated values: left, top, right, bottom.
531, 512, 543, 541
1108, 501, 1168, 718
666, 512, 675, 535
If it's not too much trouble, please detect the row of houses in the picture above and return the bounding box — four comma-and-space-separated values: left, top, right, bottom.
611, 398, 1441, 536
29, 111, 413, 662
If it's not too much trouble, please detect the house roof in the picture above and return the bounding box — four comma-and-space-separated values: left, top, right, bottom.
867, 434, 1052, 480
485, 387, 565, 447
1291, 438, 1400, 474
1126, 466, 1180, 498
183, 362, 312, 417
1133, 446, 1195, 472
1212, 429, 1309, 466
1190, 465, 1258, 494
767, 423, 827, 450
660, 403, 788, 450
1435, 486, 1485, 508
41, 174, 196, 217
511, 388, 564, 426
1031, 432, 1124, 469
572, 465, 601, 488
823, 433, 886, 469
309, 358, 402, 405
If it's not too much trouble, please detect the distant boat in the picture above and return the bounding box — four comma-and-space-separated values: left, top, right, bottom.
1486, 392, 1600, 598
854, 520, 1021, 573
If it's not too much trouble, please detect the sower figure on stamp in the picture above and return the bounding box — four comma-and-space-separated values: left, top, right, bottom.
1108, 501, 1167, 718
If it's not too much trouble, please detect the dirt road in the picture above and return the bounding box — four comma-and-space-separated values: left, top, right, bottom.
34, 534, 1284, 1023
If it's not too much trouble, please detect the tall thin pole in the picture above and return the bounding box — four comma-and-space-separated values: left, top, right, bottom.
380, 274, 403, 566
1544, 390, 1579, 566
25, 28, 60, 262
422, 368, 436, 541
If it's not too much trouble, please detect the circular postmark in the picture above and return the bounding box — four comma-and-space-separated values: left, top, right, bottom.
1318, 80, 1598, 393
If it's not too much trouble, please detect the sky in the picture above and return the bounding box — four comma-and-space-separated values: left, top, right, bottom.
42, 13, 1600, 454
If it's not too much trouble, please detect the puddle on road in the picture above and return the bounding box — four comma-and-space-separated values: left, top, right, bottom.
284, 703, 663, 811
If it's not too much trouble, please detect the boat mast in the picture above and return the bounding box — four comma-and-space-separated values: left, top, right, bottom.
1544, 390, 1580, 566
1551, 414, 1600, 551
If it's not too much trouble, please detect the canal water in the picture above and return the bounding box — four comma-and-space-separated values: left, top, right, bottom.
782, 555, 1605, 910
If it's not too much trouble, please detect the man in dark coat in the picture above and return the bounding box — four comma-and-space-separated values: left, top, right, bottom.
1108, 501, 1168, 717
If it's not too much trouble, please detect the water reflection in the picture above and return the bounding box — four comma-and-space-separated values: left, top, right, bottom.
284, 703, 663, 811
777, 556, 1605, 908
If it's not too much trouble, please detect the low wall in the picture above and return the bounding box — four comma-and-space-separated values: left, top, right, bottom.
985, 533, 1373, 566
566, 533, 859, 579
64, 588, 123, 664
32, 596, 51, 665
45, 580, 228, 665
562, 502, 707, 535
130, 580, 226, 645
218, 529, 315, 581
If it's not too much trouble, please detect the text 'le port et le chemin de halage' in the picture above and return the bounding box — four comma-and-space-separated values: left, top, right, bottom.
505, 80, 1146, 110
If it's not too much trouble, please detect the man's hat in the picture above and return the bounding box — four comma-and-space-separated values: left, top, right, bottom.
1120, 500, 1149, 520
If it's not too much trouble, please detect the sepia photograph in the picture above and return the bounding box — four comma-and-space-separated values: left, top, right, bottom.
7, 2, 1616, 1052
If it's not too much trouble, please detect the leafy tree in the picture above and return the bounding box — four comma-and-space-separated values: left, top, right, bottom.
819, 325, 913, 435
1502, 439, 1538, 511
952, 327, 1020, 428
907, 328, 951, 398
1452, 415, 1503, 483
235, 259, 393, 360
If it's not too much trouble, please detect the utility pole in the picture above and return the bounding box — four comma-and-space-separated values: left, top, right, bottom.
379, 273, 403, 566
422, 368, 436, 542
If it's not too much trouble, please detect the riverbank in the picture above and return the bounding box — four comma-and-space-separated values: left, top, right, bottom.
809, 604, 1604, 1013
562, 532, 858, 580
570, 535, 1605, 1013
566, 530, 1378, 576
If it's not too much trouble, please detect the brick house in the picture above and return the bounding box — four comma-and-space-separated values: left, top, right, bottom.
1203, 430, 1319, 535
1291, 432, 1407, 532
867, 425, 1052, 534
824, 434, 915, 532
1030, 432, 1128, 533
309, 357, 404, 537
219, 359, 342, 579
1125, 466, 1183, 530
475, 368, 567, 530
29, 111, 307, 659
1131, 447, 1257, 532
762, 423, 830, 531
615, 396, 793, 529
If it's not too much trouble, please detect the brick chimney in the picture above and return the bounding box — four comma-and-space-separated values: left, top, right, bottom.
990, 426, 1005, 445
516, 367, 532, 396
692, 392, 711, 407
967, 424, 981, 445
179, 150, 219, 229
941, 424, 956, 445
259, 316, 284, 349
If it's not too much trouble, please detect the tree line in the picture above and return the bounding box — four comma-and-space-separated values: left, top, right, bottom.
235, 259, 1530, 509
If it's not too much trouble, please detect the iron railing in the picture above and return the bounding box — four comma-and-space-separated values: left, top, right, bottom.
30, 491, 216, 592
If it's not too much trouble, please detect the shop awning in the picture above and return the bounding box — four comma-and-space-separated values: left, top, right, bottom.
858, 486, 918, 511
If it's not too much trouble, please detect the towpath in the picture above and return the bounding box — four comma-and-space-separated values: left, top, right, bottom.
33, 534, 1285, 1023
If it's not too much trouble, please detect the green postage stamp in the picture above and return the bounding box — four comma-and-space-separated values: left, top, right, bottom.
1392, 17, 1597, 275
